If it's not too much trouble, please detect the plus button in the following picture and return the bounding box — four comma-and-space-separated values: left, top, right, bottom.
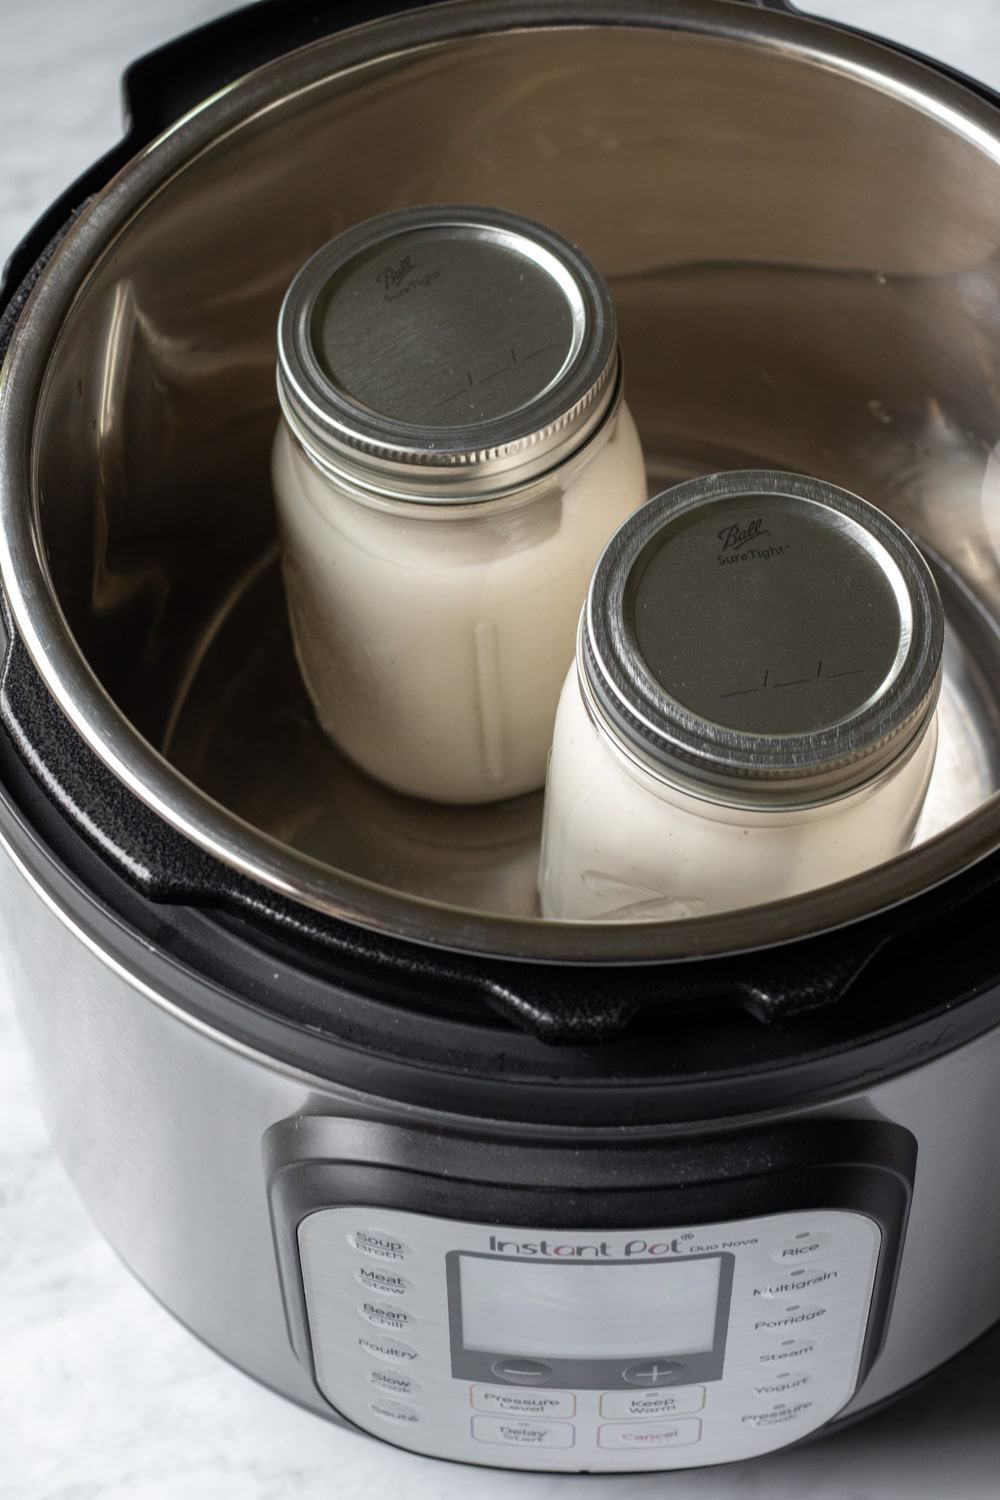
622, 1360, 685, 1387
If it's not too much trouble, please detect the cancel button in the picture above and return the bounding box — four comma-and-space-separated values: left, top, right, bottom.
598, 1418, 702, 1450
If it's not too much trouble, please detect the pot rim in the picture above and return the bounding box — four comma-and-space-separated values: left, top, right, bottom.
3, 0, 1000, 965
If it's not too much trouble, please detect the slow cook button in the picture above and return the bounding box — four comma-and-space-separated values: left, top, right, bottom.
370, 1399, 420, 1426
369, 1368, 420, 1399
471, 1416, 575, 1449
472, 1386, 576, 1418
742, 1401, 815, 1430
597, 1418, 702, 1450
359, 1301, 413, 1331
356, 1266, 411, 1297
349, 1229, 409, 1262
753, 1269, 837, 1300
600, 1388, 705, 1420
753, 1304, 827, 1334
771, 1231, 833, 1265
358, 1334, 418, 1364
757, 1340, 816, 1365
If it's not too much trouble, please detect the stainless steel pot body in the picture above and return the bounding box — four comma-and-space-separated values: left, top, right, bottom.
3, 801, 1000, 1471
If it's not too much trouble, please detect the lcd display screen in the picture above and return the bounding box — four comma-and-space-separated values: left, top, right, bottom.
457, 1256, 724, 1360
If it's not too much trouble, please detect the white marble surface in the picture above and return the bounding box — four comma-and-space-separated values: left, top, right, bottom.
3, 2, 1000, 1497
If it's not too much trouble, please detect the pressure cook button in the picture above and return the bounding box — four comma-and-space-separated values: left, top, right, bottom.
472, 1386, 575, 1417
757, 1340, 816, 1366
369, 1399, 421, 1426
358, 1335, 418, 1364
771, 1231, 833, 1264
741, 1401, 815, 1430
600, 1387, 705, 1419
471, 1416, 575, 1448
369, 1368, 420, 1399
597, 1418, 702, 1450
349, 1229, 409, 1262
359, 1301, 413, 1331
623, 1361, 685, 1387
356, 1266, 411, 1297
491, 1358, 554, 1385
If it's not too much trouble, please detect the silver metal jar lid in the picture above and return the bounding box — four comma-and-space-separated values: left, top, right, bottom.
583, 471, 945, 805
276, 203, 620, 501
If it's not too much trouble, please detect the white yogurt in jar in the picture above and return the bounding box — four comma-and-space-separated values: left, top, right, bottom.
539, 471, 944, 921
272, 204, 647, 804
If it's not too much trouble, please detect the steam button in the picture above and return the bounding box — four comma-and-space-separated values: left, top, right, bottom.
491, 1358, 554, 1385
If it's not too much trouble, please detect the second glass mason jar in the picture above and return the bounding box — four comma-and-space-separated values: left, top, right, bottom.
273, 204, 647, 804
539, 471, 945, 921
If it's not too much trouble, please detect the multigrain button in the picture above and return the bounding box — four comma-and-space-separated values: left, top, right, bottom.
370, 1399, 421, 1426
757, 1339, 816, 1365
359, 1301, 413, 1331
349, 1229, 409, 1262
472, 1386, 575, 1417
356, 1266, 411, 1297
471, 1416, 575, 1449
771, 1231, 833, 1264
753, 1268, 837, 1299
597, 1418, 702, 1450
368, 1368, 419, 1398
600, 1387, 705, 1419
491, 1358, 554, 1385
622, 1361, 685, 1387
358, 1334, 418, 1364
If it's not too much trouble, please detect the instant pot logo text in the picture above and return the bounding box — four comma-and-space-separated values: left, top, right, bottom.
716, 515, 788, 566
488, 1236, 696, 1258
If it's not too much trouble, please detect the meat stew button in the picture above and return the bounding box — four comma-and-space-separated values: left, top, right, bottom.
598, 1418, 702, 1450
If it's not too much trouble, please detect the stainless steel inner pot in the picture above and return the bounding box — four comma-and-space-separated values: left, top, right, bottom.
3, 0, 1000, 961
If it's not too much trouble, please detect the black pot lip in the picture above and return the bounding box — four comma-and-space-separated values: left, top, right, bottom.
3, 0, 1000, 966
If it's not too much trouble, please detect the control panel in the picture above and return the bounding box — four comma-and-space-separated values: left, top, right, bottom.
297, 1206, 881, 1472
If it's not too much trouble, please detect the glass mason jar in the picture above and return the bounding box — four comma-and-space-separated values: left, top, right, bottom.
539, 471, 944, 921
272, 204, 647, 804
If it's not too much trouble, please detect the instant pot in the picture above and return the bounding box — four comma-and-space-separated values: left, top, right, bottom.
3, 0, 1000, 1474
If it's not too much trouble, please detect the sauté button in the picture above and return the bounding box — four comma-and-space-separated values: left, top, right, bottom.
368, 1368, 419, 1399
369, 1399, 421, 1425
771, 1231, 833, 1264
600, 1387, 705, 1419
598, 1418, 702, 1450
491, 1358, 554, 1385
349, 1229, 409, 1262
471, 1416, 574, 1448
622, 1361, 685, 1387
472, 1385, 575, 1417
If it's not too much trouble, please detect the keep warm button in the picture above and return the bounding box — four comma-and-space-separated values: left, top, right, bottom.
472, 1416, 574, 1448
598, 1418, 701, 1450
